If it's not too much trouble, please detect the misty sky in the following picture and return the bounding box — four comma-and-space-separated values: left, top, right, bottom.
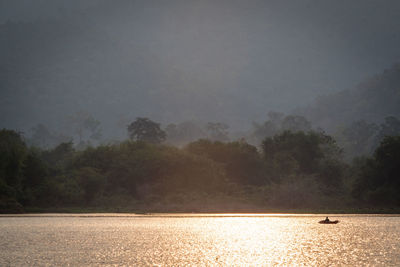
1, 0, 400, 138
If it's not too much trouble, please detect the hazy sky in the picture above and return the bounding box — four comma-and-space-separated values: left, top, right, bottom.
1, 0, 400, 137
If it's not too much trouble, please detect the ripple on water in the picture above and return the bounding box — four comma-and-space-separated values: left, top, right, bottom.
0, 214, 399, 266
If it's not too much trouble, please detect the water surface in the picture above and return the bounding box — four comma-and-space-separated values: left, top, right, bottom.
0, 214, 399, 266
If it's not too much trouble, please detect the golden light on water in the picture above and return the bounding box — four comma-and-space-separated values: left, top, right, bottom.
0, 214, 399, 265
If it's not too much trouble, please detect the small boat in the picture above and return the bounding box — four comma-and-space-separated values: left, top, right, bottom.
318, 220, 339, 224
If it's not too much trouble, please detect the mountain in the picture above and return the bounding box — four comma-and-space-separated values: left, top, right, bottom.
296, 64, 400, 131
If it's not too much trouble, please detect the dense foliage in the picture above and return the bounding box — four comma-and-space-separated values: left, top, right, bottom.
127, 118, 166, 144
1, 127, 399, 213
352, 136, 400, 206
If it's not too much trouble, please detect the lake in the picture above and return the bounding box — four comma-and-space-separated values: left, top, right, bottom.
0, 214, 399, 266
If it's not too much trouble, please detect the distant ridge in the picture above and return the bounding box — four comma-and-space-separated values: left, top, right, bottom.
296, 64, 400, 131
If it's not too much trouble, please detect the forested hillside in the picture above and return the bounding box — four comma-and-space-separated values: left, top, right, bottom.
297, 64, 400, 131
2, 123, 400, 213
2, 1, 400, 213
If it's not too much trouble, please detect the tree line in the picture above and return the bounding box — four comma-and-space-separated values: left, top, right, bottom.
1, 117, 400, 213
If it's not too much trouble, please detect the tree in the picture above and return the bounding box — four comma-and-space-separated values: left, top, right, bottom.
262, 131, 324, 174
251, 120, 279, 144
127, 117, 166, 144
262, 130, 344, 191
249, 113, 281, 145
339, 120, 378, 159
75, 167, 106, 204
165, 121, 206, 146
352, 135, 400, 205
65, 111, 102, 145
249, 113, 311, 145
29, 124, 71, 149
186, 140, 268, 185
374, 116, 400, 145
30, 124, 53, 148
0, 129, 27, 188
205, 122, 229, 142
0, 129, 30, 211
41, 142, 75, 175
22, 149, 48, 188
19, 148, 49, 205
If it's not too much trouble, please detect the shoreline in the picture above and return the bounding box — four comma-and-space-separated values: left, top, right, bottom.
2, 206, 400, 215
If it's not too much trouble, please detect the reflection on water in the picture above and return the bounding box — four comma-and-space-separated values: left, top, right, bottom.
0, 214, 399, 266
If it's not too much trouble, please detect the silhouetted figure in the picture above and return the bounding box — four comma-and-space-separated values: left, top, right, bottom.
319, 216, 339, 224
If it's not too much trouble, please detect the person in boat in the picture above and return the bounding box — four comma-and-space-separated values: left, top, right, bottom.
324, 217, 330, 222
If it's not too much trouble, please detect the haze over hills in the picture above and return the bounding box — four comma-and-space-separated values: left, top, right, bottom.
296, 64, 400, 132
2, 1, 400, 216
1, 0, 400, 140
